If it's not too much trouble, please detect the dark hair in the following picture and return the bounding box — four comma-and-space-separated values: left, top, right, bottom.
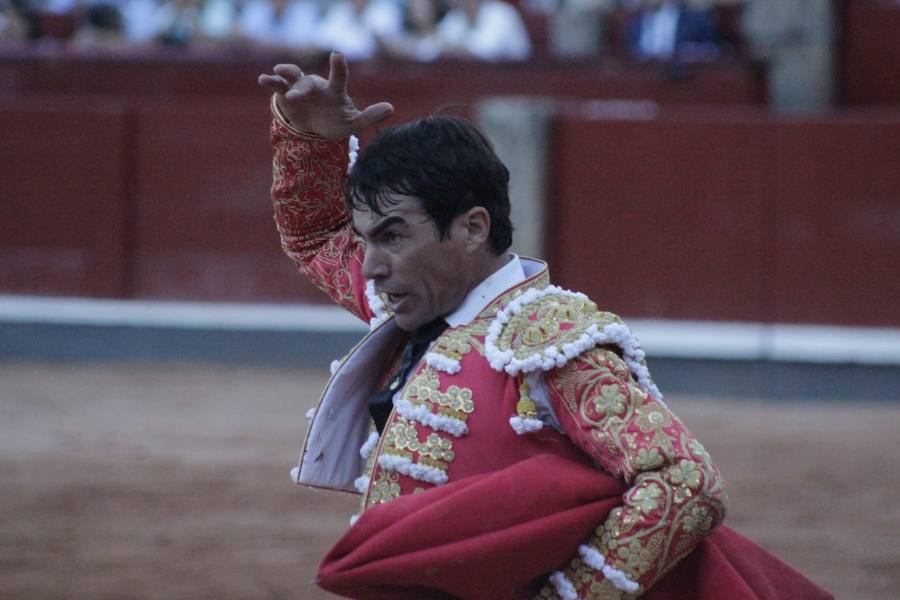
85, 2, 123, 31
347, 115, 513, 255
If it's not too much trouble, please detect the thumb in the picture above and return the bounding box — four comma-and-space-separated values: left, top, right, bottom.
353, 102, 395, 131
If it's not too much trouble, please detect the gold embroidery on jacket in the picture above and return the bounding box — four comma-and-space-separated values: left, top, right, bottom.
496, 294, 622, 363
429, 327, 484, 360
405, 370, 476, 422
538, 346, 727, 597
272, 121, 368, 317
366, 470, 401, 507
383, 417, 456, 472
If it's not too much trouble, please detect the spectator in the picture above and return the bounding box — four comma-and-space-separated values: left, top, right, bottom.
72, 1, 127, 47
116, 0, 168, 43
0, 0, 29, 40
382, 0, 445, 61
237, 0, 320, 50
436, 0, 532, 61
198, 0, 238, 42
547, 0, 614, 58
625, 0, 721, 61
156, 0, 203, 45
155, 0, 251, 47
315, 0, 402, 60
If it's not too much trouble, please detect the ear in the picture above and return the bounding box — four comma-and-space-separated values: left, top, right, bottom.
454, 206, 491, 252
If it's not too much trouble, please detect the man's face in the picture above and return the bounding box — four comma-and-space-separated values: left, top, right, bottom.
352, 194, 473, 331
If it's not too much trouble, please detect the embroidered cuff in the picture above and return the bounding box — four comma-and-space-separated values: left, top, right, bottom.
270, 94, 326, 140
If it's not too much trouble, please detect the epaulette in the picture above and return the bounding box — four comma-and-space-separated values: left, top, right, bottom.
484, 285, 662, 402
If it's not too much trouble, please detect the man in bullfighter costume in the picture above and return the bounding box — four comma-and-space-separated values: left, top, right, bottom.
258, 53, 832, 600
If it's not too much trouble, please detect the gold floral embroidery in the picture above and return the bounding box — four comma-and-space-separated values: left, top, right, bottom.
634, 447, 664, 469
534, 560, 631, 600
378, 416, 457, 480
682, 504, 715, 534
668, 459, 702, 489
496, 294, 622, 364
404, 371, 475, 423
541, 345, 728, 596
430, 327, 481, 360
387, 419, 455, 465
618, 537, 656, 576
359, 369, 475, 512
633, 402, 673, 433
366, 469, 401, 507
271, 118, 371, 320
630, 483, 663, 514
594, 383, 628, 416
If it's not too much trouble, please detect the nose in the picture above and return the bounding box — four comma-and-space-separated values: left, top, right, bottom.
361, 245, 389, 281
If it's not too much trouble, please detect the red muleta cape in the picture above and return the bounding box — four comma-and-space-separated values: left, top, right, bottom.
319, 454, 833, 600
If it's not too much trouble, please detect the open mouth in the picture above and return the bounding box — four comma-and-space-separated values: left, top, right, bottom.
385, 292, 408, 310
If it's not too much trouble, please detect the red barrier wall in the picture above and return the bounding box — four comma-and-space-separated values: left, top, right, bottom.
1, 53, 898, 326
841, 0, 900, 106
549, 110, 771, 322
771, 116, 900, 325
129, 100, 322, 301
549, 108, 900, 327
0, 50, 764, 305
0, 97, 131, 298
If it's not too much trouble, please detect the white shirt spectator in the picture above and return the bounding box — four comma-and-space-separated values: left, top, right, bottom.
315, 0, 402, 61
638, 0, 679, 59
199, 0, 237, 39
238, 0, 320, 48
40, 0, 162, 43
437, 0, 531, 61
123, 0, 173, 42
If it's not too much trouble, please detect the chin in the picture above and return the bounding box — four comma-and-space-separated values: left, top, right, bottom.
392, 315, 419, 332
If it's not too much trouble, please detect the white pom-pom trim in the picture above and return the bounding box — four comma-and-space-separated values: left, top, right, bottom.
484, 285, 587, 372
359, 431, 380, 460
578, 545, 640, 593
305, 407, 316, 421
395, 398, 468, 437
508, 415, 544, 434
600, 323, 664, 404
365, 280, 391, 330
329, 359, 341, 375
350, 514, 360, 526
378, 453, 448, 485
424, 351, 461, 374
347, 135, 359, 174
484, 286, 663, 403
549, 571, 579, 600
289, 465, 300, 484
353, 474, 370, 493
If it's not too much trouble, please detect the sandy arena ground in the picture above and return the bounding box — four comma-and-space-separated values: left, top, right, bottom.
1, 363, 898, 600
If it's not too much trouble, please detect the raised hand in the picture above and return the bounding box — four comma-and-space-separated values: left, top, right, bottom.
258, 52, 394, 140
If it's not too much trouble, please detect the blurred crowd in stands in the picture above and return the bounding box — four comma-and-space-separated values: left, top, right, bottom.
0, 0, 743, 62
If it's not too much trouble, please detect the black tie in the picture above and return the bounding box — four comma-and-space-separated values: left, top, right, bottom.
369, 318, 449, 433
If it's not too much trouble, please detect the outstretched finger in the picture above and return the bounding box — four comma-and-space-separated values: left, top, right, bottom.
328, 52, 349, 95
353, 101, 395, 132
273, 64, 304, 85
258, 74, 291, 94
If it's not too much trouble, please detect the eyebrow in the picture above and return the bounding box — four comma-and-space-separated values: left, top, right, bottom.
355, 215, 406, 239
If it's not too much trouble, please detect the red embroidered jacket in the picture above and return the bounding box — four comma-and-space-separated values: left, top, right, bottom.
271, 110, 729, 600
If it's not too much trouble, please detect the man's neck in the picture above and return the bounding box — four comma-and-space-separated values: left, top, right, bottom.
471, 252, 512, 292
443, 253, 524, 328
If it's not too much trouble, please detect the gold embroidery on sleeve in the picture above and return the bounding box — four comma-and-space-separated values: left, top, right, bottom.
540, 346, 728, 597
